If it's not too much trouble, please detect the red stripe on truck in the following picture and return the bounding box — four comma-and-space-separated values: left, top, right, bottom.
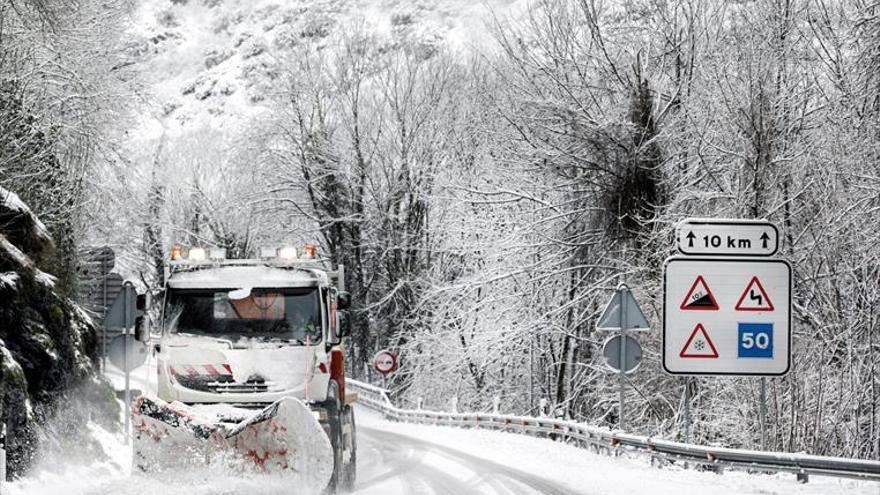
330, 348, 345, 402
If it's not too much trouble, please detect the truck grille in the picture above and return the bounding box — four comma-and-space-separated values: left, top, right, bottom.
175, 375, 280, 394
206, 380, 276, 394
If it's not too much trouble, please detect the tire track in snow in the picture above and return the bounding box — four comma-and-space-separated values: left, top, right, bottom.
356, 425, 579, 495
357, 425, 475, 494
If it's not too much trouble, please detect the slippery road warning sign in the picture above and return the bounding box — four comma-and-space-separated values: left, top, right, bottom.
680, 276, 719, 311
663, 257, 791, 376
735, 276, 775, 311
679, 324, 719, 358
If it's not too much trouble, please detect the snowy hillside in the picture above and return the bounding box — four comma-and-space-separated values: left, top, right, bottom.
121, 0, 525, 139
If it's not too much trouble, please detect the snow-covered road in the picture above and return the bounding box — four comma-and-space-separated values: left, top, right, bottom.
355, 418, 573, 494
6, 361, 875, 494
351, 407, 873, 495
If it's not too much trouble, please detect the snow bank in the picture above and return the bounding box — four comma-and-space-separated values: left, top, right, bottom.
6, 420, 319, 495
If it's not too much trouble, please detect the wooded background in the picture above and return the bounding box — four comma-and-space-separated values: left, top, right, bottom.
2, 0, 878, 459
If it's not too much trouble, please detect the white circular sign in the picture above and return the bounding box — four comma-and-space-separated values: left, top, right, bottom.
372, 349, 398, 376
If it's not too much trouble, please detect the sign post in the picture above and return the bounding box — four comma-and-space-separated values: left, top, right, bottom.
105, 281, 147, 445
597, 284, 650, 430
665, 218, 791, 449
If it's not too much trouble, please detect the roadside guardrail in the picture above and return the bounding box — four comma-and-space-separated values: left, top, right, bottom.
348, 379, 880, 484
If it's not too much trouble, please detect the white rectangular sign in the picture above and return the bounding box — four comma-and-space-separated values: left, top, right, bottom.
663, 257, 791, 376
676, 218, 778, 256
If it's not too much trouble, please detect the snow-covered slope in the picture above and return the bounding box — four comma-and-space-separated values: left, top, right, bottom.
121, 0, 525, 141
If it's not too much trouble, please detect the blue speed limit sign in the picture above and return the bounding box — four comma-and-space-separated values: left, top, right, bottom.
738, 323, 774, 358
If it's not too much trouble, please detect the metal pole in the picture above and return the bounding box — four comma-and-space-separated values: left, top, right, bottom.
101, 260, 108, 372
123, 286, 130, 446
529, 334, 535, 413
618, 287, 627, 431
0, 422, 6, 489
684, 378, 691, 444
759, 377, 767, 450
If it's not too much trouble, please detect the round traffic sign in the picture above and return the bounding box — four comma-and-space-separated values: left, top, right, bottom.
602, 335, 642, 374
108, 334, 148, 372
372, 349, 398, 377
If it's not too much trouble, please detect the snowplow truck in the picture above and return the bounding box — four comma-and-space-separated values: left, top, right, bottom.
132, 245, 356, 492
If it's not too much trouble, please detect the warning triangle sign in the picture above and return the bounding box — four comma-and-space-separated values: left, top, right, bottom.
735, 276, 775, 311
679, 275, 719, 311
679, 323, 719, 358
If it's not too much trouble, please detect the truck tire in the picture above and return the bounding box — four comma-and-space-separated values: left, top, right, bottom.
324, 380, 344, 494
341, 405, 357, 491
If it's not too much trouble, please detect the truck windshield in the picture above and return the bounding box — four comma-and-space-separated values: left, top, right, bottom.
165, 288, 322, 343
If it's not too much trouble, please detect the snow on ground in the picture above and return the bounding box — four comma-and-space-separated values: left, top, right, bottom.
8, 357, 325, 495
9, 356, 876, 494
8, 400, 877, 494
353, 407, 877, 495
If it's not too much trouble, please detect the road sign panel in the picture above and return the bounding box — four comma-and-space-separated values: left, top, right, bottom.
108, 334, 148, 372
676, 218, 778, 256
602, 335, 642, 373
596, 286, 650, 331
104, 282, 139, 329
663, 257, 791, 376
372, 349, 398, 377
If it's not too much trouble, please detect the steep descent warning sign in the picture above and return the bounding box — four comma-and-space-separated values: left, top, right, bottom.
679, 275, 718, 311
679, 323, 719, 358
735, 276, 775, 311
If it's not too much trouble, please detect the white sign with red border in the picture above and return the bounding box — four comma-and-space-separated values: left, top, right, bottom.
372, 349, 398, 377
663, 257, 791, 376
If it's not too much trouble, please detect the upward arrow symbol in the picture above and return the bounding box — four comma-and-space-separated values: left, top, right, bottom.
686, 231, 696, 248
760, 232, 770, 249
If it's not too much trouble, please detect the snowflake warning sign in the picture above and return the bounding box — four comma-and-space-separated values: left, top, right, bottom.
679, 323, 719, 358
679, 275, 719, 311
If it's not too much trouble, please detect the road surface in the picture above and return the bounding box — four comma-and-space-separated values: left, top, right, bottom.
355, 419, 576, 495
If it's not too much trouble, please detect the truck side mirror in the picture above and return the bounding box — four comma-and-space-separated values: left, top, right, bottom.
337, 310, 351, 338
135, 293, 150, 342
337, 291, 351, 310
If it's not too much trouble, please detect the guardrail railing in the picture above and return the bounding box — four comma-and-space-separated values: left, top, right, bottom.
348, 379, 880, 484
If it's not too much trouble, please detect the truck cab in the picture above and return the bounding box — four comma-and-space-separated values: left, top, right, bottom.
151, 245, 356, 490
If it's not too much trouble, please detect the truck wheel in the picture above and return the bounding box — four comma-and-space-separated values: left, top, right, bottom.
324, 381, 344, 494
341, 405, 357, 491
